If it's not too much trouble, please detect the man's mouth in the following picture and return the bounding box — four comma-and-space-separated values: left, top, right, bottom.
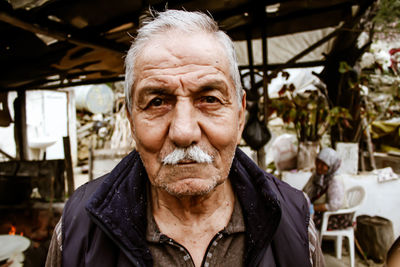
177, 159, 197, 164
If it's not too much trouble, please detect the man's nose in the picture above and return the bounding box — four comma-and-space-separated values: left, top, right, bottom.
168, 99, 201, 147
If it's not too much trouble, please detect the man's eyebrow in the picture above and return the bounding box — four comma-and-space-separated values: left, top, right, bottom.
139, 87, 170, 95
198, 79, 227, 88
197, 80, 229, 94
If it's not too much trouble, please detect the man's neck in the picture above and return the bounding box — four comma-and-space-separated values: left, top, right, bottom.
151, 179, 234, 221
151, 180, 235, 266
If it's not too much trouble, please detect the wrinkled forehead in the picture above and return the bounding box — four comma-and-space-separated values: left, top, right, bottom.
134, 30, 231, 76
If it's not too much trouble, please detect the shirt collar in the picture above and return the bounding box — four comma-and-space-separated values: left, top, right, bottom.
145, 193, 245, 244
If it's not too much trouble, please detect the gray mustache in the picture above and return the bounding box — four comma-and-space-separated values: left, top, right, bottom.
162, 146, 213, 165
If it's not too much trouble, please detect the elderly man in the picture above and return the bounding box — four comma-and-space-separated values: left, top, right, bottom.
46, 9, 324, 267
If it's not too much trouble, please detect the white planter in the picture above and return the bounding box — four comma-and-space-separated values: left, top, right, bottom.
297, 141, 320, 171
336, 142, 359, 174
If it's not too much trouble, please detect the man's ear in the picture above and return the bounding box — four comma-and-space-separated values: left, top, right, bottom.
237, 90, 246, 145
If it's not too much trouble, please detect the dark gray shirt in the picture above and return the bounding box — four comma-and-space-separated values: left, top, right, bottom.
146, 197, 245, 267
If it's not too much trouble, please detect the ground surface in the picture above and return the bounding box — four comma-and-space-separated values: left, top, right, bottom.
322, 240, 384, 267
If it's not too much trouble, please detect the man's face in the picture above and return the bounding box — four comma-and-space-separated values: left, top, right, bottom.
128, 31, 245, 197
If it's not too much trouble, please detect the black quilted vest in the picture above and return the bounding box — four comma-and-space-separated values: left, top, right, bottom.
62, 148, 311, 267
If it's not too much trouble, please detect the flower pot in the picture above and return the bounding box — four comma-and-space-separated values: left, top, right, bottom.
297, 141, 320, 171
336, 142, 359, 174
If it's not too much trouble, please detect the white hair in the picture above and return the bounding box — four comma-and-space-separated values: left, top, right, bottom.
124, 9, 243, 114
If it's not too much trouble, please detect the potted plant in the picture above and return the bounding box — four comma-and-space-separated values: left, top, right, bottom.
269, 73, 352, 170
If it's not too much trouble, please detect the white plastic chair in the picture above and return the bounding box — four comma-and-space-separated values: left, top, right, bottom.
319, 186, 366, 267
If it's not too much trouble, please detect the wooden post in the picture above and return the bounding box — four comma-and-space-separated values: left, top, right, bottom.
246, 29, 255, 90
360, 147, 366, 172
88, 137, 94, 181
259, 12, 269, 171
362, 117, 376, 170
246, 25, 266, 169
63, 136, 75, 196
257, 147, 267, 171
261, 12, 270, 126
0, 148, 14, 160
48, 172, 55, 220
13, 91, 28, 161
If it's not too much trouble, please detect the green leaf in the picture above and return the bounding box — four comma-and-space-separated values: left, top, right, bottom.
289, 109, 297, 121
339, 61, 351, 73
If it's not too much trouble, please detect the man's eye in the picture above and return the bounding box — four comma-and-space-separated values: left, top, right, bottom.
149, 98, 163, 107
203, 96, 219, 104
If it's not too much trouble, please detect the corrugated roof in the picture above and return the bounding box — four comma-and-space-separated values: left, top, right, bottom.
0, 0, 374, 91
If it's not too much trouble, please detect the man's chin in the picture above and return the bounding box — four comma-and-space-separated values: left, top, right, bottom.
157, 178, 222, 198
